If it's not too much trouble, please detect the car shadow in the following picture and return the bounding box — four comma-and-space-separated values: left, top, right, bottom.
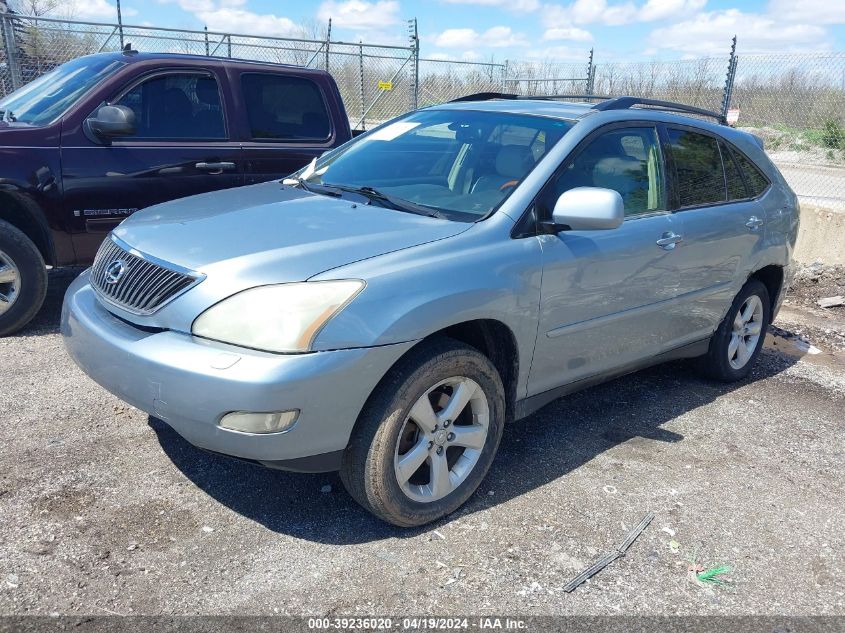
15, 267, 85, 336
148, 347, 800, 544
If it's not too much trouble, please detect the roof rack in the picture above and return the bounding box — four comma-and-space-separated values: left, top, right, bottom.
449, 92, 611, 103
592, 96, 726, 124
448, 92, 727, 125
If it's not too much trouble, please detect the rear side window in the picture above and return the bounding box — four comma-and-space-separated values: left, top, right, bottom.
115, 73, 225, 140
721, 143, 748, 200
667, 128, 726, 207
241, 73, 331, 141
731, 149, 770, 197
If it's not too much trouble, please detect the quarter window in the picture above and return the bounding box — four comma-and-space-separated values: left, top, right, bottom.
115, 73, 225, 140
732, 149, 770, 197
667, 128, 726, 207
242, 73, 331, 141
545, 126, 665, 217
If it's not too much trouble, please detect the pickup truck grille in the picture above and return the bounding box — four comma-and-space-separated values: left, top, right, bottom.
90, 237, 202, 315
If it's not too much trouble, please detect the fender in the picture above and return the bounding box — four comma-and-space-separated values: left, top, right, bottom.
0, 187, 58, 266
310, 218, 543, 400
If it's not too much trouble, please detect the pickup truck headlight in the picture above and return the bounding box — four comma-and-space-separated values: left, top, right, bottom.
192, 280, 364, 353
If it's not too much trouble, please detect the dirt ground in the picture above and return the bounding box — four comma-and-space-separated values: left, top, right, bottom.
0, 269, 843, 617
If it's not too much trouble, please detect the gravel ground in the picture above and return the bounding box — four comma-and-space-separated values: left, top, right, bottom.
0, 269, 843, 617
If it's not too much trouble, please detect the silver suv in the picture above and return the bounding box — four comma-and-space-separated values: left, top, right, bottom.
62, 95, 799, 527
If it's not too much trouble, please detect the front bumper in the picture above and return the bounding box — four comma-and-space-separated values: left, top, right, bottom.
61, 271, 415, 471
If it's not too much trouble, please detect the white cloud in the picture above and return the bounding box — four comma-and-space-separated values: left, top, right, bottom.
196, 7, 299, 36
75, 0, 138, 19
524, 44, 591, 60
648, 9, 831, 55
155, 0, 299, 37
542, 26, 593, 41
638, 0, 705, 22
543, 0, 706, 26
440, 0, 540, 12
431, 25, 528, 48
766, 0, 845, 25
317, 0, 400, 30
426, 50, 485, 61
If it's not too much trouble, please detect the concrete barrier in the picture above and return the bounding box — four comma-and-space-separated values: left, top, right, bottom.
794, 205, 845, 265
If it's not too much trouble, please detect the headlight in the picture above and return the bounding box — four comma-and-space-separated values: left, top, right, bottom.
192, 280, 364, 353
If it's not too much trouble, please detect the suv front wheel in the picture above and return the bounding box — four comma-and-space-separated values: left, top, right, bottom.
0, 219, 48, 336
341, 338, 506, 527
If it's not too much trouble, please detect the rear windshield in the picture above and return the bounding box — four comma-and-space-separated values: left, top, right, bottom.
0, 56, 126, 126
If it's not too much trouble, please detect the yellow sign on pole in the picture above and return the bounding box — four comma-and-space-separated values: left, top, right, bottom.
378, 80, 393, 91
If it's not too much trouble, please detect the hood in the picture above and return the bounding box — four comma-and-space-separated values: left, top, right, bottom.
114, 181, 471, 284
0, 122, 57, 145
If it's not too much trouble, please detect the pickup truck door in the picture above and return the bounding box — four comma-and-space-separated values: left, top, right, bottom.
528, 124, 687, 396
232, 71, 345, 184
61, 68, 244, 263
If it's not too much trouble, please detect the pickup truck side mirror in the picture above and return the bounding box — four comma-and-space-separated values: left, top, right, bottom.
85, 105, 136, 143
546, 187, 624, 232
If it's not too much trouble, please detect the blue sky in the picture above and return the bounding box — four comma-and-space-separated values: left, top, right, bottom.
66, 0, 845, 62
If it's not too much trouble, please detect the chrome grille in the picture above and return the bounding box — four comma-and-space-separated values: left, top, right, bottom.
90, 237, 202, 315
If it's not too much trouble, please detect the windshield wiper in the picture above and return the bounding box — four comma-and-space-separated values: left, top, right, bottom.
326, 184, 445, 219
283, 177, 342, 198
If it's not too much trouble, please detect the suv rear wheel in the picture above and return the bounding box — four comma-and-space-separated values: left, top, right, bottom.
0, 219, 48, 336
699, 278, 771, 382
340, 338, 505, 527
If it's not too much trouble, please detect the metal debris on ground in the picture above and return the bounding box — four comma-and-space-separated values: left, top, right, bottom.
818, 296, 844, 308
562, 511, 655, 593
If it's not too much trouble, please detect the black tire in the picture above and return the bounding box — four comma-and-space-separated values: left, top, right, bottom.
340, 337, 506, 527
0, 219, 48, 337
699, 278, 771, 382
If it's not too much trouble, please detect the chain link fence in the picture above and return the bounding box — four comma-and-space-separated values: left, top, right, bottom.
0, 13, 419, 130
1, 12, 843, 210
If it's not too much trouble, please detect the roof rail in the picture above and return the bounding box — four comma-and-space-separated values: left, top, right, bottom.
449, 92, 611, 103
450, 92, 518, 102
592, 96, 726, 124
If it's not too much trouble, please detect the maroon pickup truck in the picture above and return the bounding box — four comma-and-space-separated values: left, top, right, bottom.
0, 50, 353, 335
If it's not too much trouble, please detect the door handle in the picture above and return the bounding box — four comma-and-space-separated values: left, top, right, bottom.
195, 161, 236, 173
656, 232, 683, 250
745, 216, 764, 230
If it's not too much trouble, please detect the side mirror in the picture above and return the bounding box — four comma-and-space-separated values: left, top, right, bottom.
547, 187, 624, 232
85, 105, 136, 143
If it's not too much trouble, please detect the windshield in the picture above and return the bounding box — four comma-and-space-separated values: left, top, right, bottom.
298, 109, 573, 220
0, 56, 126, 126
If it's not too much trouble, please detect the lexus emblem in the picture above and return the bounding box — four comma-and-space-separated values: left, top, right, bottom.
104, 260, 127, 285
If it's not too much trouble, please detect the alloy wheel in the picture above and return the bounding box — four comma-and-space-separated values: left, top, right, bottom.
393, 376, 490, 503
0, 249, 21, 316
728, 294, 764, 370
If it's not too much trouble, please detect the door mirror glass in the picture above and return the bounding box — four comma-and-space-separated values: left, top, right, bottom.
85, 105, 136, 142
552, 187, 624, 231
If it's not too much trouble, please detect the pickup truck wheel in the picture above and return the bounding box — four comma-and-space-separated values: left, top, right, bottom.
0, 219, 48, 337
699, 278, 770, 382
340, 338, 505, 527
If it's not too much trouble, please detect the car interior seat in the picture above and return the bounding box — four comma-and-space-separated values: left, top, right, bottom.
150, 87, 193, 138
193, 78, 225, 139
471, 144, 535, 192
